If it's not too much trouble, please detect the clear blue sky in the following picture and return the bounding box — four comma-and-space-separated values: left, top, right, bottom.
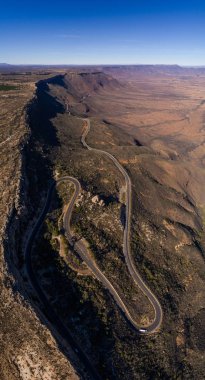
1, 0, 205, 65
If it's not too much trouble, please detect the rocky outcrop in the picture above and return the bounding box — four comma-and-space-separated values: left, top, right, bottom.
0, 85, 80, 379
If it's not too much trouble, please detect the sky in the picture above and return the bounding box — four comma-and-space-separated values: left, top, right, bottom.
1, 0, 205, 65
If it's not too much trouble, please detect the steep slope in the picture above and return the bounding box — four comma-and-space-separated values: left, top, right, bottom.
0, 73, 79, 379
19, 70, 205, 379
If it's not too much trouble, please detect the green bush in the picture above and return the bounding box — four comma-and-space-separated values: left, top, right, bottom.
0, 84, 18, 91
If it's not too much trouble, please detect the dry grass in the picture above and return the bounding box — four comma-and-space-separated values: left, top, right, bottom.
0, 72, 79, 380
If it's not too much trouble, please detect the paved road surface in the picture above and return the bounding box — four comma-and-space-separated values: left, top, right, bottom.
81, 118, 163, 333
24, 114, 163, 379
24, 177, 101, 380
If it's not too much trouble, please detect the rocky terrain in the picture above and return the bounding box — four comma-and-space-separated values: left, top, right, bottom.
1, 66, 205, 379
0, 73, 79, 380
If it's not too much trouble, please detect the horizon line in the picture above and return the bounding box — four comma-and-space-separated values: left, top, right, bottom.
1, 62, 205, 68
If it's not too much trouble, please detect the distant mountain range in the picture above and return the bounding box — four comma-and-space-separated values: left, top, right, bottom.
1, 63, 205, 77
0, 63, 11, 66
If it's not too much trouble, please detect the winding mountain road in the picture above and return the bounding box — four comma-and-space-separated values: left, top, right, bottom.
24, 177, 101, 380
81, 118, 163, 333
24, 114, 163, 379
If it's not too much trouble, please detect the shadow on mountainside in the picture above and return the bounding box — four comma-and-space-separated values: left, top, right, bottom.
4, 77, 99, 379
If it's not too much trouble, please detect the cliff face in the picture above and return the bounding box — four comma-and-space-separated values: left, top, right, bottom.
2, 68, 205, 379
0, 76, 79, 380
29, 70, 205, 379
